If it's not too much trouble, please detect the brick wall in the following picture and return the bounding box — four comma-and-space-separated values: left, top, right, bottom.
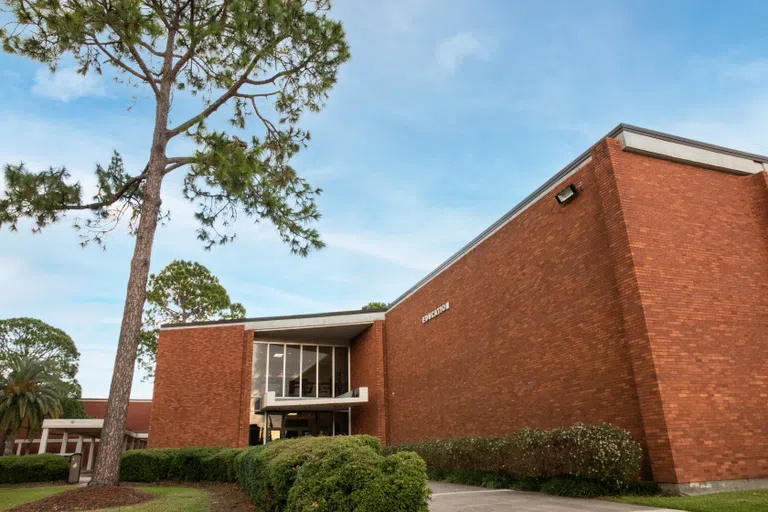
350, 321, 388, 443
83, 400, 152, 433
384, 152, 648, 452
149, 324, 250, 448
606, 139, 768, 483
384, 137, 768, 484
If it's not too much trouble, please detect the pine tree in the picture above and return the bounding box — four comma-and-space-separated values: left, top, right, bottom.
0, 0, 348, 486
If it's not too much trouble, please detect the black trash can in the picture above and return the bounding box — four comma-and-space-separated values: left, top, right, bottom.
66, 453, 83, 484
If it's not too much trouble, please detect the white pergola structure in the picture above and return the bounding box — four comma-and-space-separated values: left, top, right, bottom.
17, 419, 148, 470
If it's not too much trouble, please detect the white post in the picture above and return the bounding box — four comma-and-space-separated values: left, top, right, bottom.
38, 428, 49, 454
16, 441, 22, 456
86, 439, 95, 470
75, 436, 83, 454
59, 432, 69, 455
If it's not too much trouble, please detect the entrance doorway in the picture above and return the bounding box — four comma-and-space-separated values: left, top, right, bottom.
249, 410, 350, 445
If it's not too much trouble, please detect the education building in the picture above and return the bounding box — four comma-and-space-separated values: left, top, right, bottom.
149, 124, 768, 493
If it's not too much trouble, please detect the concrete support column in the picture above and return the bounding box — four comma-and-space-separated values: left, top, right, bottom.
38, 428, 49, 454
59, 432, 69, 455
75, 436, 83, 454
15, 441, 22, 456
86, 439, 95, 470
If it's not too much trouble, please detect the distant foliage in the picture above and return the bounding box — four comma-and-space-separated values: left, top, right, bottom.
138, 260, 246, 379
0, 317, 84, 417
385, 424, 643, 496
362, 302, 388, 311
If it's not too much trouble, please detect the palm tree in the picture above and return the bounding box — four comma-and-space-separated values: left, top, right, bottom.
0, 355, 65, 455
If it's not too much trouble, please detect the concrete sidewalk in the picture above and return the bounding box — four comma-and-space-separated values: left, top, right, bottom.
429, 482, 671, 512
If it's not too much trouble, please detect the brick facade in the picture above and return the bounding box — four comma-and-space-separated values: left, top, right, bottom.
350, 321, 387, 442
148, 129, 768, 486
149, 324, 251, 448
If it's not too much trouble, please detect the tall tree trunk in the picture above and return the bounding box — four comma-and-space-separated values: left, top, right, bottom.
0, 429, 6, 456
89, 92, 171, 487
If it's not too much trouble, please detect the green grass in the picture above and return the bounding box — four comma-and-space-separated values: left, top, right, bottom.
103, 487, 209, 512
611, 489, 768, 512
0, 486, 209, 512
0, 485, 71, 511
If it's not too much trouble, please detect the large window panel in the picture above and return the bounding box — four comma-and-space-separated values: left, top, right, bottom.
334, 346, 349, 396
302, 346, 318, 397
317, 346, 333, 398
252, 343, 268, 412
285, 345, 301, 398
267, 344, 285, 397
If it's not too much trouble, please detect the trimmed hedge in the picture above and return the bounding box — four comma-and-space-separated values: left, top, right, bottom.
0, 453, 69, 484
121, 436, 431, 511
385, 423, 644, 496
236, 435, 430, 512
120, 447, 242, 482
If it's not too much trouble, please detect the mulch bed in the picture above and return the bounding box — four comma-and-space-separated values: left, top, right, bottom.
10, 486, 154, 512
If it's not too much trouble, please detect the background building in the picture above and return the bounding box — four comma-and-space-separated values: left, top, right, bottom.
150, 124, 768, 493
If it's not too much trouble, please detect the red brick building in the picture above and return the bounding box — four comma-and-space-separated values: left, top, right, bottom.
150, 125, 768, 494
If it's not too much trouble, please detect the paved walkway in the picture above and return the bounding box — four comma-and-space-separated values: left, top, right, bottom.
428, 482, 671, 512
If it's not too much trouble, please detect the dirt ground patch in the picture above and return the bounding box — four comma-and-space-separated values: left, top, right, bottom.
205, 483, 253, 512
9, 486, 153, 511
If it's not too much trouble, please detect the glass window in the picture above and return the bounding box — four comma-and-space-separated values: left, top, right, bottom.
267, 413, 283, 442
268, 344, 285, 397
302, 346, 317, 397
252, 344, 268, 412
285, 345, 301, 398
334, 347, 349, 396
317, 347, 333, 398
334, 410, 349, 435
249, 414, 265, 446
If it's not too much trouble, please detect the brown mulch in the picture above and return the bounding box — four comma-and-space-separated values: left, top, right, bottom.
9, 486, 154, 512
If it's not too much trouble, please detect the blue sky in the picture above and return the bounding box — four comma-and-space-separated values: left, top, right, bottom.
2, 0, 768, 398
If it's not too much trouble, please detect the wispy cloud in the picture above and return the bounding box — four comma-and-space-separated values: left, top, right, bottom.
33, 66, 105, 102
436, 32, 492, 72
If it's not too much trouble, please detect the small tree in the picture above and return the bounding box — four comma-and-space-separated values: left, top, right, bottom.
0, 0, 348, 485
0, 318, 85, 451
138, 259, 246, 379
0, 355, 65, 456
362, 301, 388, 311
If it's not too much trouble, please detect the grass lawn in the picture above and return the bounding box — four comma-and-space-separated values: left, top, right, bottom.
0, 486, 209, 512
611, 489, 768, 512
0, 486, 71, 511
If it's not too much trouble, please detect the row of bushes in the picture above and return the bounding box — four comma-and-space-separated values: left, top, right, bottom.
121, 435, 431, 512
384, 423, 647, 497
0, 453, 69, 484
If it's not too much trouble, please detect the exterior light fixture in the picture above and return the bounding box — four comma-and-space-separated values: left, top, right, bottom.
555, 184, 578, 205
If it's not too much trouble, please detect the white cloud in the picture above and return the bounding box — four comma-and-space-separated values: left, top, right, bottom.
32, 66, 105, 102
324, 230, 446, 272
436, 32, 491, 72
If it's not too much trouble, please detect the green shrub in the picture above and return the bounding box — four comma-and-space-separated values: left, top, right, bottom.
286, 447, 430, 512
120, 449, 176, 482
385, 423, 644, 495
235, 436, 430, 512
0, 453, 68, 484
120, 447, 242, 483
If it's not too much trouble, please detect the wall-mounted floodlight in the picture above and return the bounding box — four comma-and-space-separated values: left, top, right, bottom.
555, 184, 579, 205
